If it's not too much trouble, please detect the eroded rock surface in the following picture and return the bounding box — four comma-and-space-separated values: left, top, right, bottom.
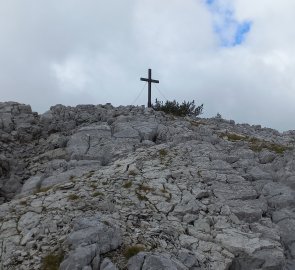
0, 101, 295, 269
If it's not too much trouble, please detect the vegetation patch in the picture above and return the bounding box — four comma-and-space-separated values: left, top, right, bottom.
138, 184, 154, 193
68, 194, 80, 201
123, 245, 145, 259
136, 193, 148, 201
220, 132, 290, 154
160, 188, 172, 201
190, 120, 206, 127
220, 132, 247, 142
166, 193, 172, 202
85, 171, 95, 178
159, 149, 169, 165
19, 199, 28, 206
136, 183, 153, 200
41, 251, 64, 270
123, 181, 132, 188
92, 191, 103, 197
90, 183, 97, 189
128, 170, 138, 176
34, 186, 52, 194
159, 149, 168, 157
160, 188, 168, 194
153, 99, 203, 117
249, 140, 289, 154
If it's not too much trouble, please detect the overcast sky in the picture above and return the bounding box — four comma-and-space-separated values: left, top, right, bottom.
0, 0, 295, 131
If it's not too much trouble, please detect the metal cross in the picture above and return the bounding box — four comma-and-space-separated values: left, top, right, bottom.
140, 69, 159, 108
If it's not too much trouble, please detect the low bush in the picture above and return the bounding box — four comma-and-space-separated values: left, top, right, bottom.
153, 99, 203, 117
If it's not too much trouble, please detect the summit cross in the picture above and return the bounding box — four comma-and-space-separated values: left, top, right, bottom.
140, 69, 159, 108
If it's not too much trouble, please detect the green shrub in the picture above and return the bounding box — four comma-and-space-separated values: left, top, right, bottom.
153, 99, 203, 117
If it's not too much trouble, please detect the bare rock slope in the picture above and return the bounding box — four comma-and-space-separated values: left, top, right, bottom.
0, 101, 295, 270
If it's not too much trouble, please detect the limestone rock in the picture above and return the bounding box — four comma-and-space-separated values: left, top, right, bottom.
59, 244, 99, 270
0, 101, 295, 269
127, 252, 187, 270
67, 216, 122, 252
100, 258, 118, 270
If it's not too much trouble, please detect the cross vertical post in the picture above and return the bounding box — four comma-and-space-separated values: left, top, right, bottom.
140, 69, 159, 108
148, 69, 152, 108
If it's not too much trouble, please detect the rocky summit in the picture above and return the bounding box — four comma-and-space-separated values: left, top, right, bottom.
0, 101, 295, 270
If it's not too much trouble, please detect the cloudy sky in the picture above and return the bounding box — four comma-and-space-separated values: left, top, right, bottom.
0, 0, 295, 131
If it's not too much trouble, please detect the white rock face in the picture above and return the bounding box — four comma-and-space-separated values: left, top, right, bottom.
0, 101, 295, 269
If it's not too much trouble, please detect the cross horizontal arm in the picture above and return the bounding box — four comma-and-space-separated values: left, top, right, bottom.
140, 78, 159, 83
151, 79, 159, 83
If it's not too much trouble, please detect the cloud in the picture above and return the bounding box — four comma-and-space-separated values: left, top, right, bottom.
0, 0, 294, 131
205, 0, 252, 46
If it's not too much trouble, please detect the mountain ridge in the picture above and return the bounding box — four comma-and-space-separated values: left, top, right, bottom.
0, 101, 295, 269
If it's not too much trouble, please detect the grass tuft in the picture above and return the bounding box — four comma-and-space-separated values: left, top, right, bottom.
136, 193, 148, 201
123, 245, 145, 259
92, 191, 103, 197
138, 184, 154, 193
19, 199, 28, 206
220, 132, 290, 154
68, 194, 80, 201
34, 186, 52, 194
249, 141, 288, 154
128, 170, 138, 176
90, 183, 97, 189
123, 181, 132, 188
221, 133, 246, 141
41, 251, 64, 270
159, 149, 168, 157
